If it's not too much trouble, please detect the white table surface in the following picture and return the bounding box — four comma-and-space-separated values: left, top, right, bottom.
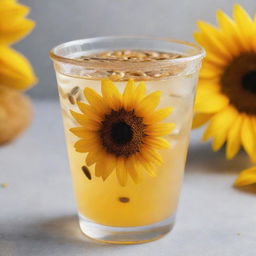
1, 100, 256, 256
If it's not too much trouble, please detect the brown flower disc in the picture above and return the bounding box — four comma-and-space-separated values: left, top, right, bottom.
221, 53, 256, 114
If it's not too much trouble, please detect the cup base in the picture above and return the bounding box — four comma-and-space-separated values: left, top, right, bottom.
78, 213, 176, 244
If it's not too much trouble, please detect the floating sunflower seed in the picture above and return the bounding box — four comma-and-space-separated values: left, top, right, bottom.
82, 166, 92, 180
171, 54, 182, 59
70, 86, 79, 96
145, 71, 166, 78
98, 51, 112, 58
148, 51, 160, 58
68, 95, 76, 105
109, 71, 125, 80
123, 50, 131, 55
118, 197, 130, 203
75, 50, 184, 79
128, 71, 146, 77
158, 53, 172, 60
113, 51, 123, 57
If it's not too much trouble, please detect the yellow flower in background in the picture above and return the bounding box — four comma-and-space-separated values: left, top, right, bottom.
193, 5, 256, 163
0, 0, 37, 90
0, 0, 34, 44
235, 166, 256, 187
70, 79, 175, 186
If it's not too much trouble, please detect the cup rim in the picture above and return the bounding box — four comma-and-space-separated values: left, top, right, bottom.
49, 36, 205, 68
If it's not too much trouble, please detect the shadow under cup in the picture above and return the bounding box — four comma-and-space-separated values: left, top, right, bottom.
50, 36, 204, 244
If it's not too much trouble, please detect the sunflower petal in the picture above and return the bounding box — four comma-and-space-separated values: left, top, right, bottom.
216, 9, 243, 55
241, 116, 256, 163
0, 1, 29, 19
70, 110, 101, 130
197, 79, 220, 92
140, 146, 163, 166
136, 153, 156, 177
101, 79, 121, 110
0, 46, 37, 90
233, 4, 254, 50
101, 157, 116, 181
0, 2, 35, 44
69, 127, 97, 139
202, 106, 237, 151
211, 108, 238, 151
95, 160, 104, 177
86, 146, 106, 166
144, 137, 171, 149
234, 166, 256, 187
74, 139, 100, 153
123, 79, 135, 111
101, 79, 120, 98
84, 87, 111, 114
70, 111, 87, 125
199, 66, 221, 79
196, 6, 253, 58
204, 51, 227, 67
226, 115, 242, 159
192, 113, 213, 129
252, 117, 256, 136
135, 91, 161, 116
194, 89, 229, 113
116, 157, 127, 186
133, 82, 146, 107
0, 20, 35, 45
197, 21, 231, 59
200, 61, 223, 76
77, 101, 102, 122
143, 107, 173, 124
86, 151, 98, 166
146, 123, 176, 136
194, 22, 231, 60
125, 157, 141, 184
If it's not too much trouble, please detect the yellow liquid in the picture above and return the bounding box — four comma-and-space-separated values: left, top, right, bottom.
66, 134, 188, 226
57, 72, 195, 227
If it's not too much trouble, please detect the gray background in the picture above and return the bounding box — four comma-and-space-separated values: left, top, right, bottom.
16, 0, 256, 98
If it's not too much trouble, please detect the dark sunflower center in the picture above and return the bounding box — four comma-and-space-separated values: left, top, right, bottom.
99, 109, 145, 157
221, 53, 256, 114
242, 71, 256, 94
111, 122, 133, 145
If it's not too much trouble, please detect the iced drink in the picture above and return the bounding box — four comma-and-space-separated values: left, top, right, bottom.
50, 37, 204, 243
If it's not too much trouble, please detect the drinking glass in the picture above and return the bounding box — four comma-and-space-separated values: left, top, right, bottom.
50, 36, 204, 244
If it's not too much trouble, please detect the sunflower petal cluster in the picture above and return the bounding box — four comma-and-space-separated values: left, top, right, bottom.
0, 0, 37, 90
70, 79, 175, 186
193, 4, 256, 187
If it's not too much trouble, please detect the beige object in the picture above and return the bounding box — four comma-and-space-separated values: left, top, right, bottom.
0, 86, 32, 144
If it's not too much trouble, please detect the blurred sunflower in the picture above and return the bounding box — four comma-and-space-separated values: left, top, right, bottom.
0, 0, 37, 90
0, 0, 36, 145
234, 166, 256, 186
193, 4, 256, 186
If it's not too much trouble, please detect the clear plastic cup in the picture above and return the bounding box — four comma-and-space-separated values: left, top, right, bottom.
50, 36, 204, 244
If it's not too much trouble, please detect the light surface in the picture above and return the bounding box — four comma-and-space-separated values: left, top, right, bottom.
0, 100, 256, 256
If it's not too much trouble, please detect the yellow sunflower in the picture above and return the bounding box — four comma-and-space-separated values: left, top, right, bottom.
234, 166, 256, 187
0, 0, 37, 90
193, 4, 256, 187
70, 79, 175, 186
